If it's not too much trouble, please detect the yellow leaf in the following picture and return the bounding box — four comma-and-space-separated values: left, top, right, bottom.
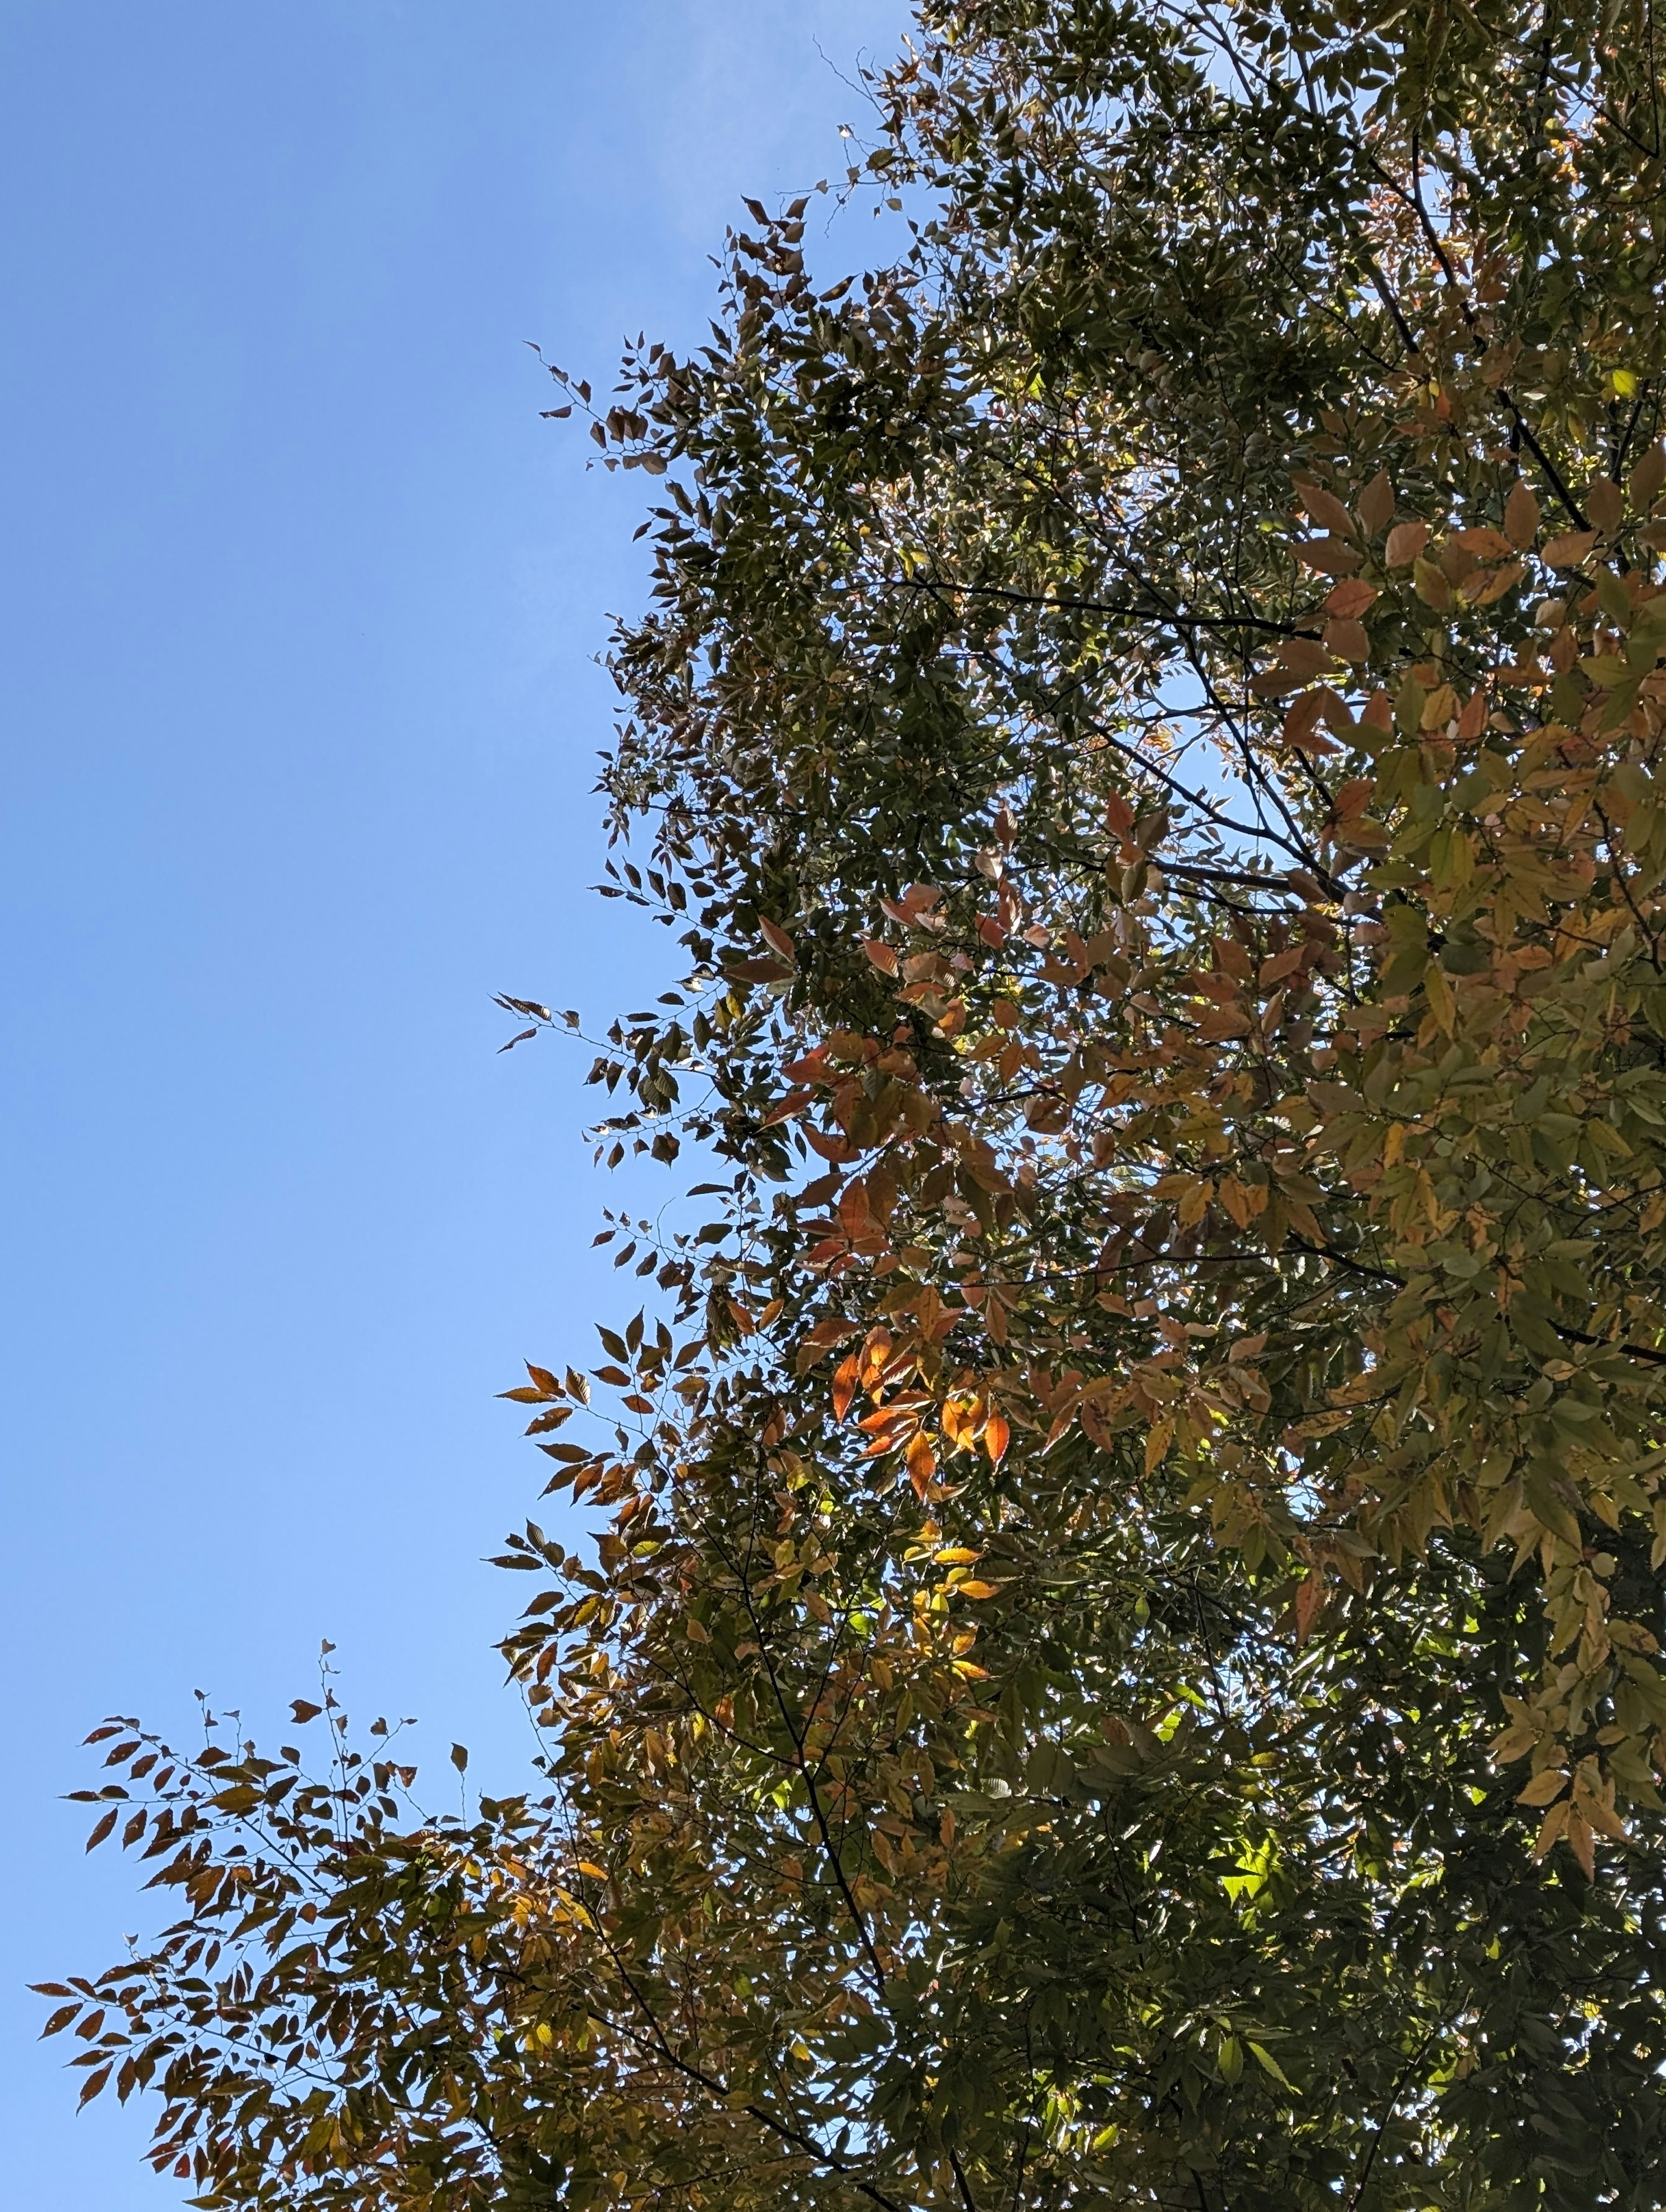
1176, 1176, 1212, 1228
1424, 963, 1456, 1035
1413, 559, 1453, 609
1248, 2041, 1296, 2091
1419, 682, 1458, 729
955, 1580, 1002, 1600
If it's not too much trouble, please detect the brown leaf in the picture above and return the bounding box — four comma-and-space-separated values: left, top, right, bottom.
77, 2065, 112, 2109
1566, 1810, 1596, 1878
1587, 477, 1623, 536
1516, 1766, 1569, 1806
1282, 691, 1327, 746
1356, 470, 1395, 536
1532, 1800, 1570, 1859
1385, 520, 1430, 567
1294, 537, 1363, 575
1544, 529, 1597, 567
1630, 440, 1666, 511
1504, 479, 1541, 550
1462, 560, 1525, 605
1294, 479, 1355, 536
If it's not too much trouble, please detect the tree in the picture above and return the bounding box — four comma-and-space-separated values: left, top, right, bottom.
40, 3, 1666, 2207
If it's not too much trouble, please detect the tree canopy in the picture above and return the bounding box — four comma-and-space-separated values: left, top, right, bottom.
41, 3, 1666, 2208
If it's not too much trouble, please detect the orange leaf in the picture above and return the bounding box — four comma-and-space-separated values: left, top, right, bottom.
983, 1411, 1010, 1466
906, 1431, 937, 1502
1453, 525, 1512, 558
762, 1087, 814, 1126
804, 1124, 859, 1163
831, 1354, 860, 1423
1143, 1421, 1174, 1474
1359, 689, 1393, 733
1323, 577, 1380, 618
1293, 1574, 1325, 1646
1457, 689, 1489, 741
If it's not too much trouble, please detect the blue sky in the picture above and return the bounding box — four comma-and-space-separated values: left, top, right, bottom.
0, 5, 905, 2199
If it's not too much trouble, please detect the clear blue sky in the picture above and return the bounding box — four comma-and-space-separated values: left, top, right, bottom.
0, 5, 904, 2199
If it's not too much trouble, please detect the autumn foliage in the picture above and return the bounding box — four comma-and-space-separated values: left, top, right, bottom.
40, 3, 1666, 2208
